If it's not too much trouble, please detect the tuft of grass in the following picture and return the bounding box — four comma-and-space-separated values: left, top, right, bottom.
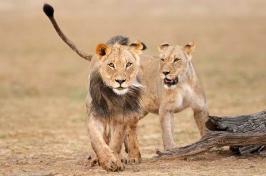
0, 133, 8, 139
68, 88, 87, 102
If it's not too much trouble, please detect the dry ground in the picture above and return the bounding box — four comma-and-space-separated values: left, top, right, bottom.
0, 0, 266, 175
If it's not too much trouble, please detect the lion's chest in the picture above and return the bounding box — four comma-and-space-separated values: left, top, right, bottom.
163, 84, 193, 112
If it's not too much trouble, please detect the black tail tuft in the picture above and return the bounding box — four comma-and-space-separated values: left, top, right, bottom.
141, 42, 147, 50
43, 3, 54, 17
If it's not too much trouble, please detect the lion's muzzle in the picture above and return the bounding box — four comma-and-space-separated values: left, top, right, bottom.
163, 77, 178, 87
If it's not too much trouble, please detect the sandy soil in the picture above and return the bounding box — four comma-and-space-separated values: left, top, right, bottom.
0, 0, 266, 175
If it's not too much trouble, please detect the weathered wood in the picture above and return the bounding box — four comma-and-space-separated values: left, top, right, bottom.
157, 110, 266, 158
207, 110, 266, 133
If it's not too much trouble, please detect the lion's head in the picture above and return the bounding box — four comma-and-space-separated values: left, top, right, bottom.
95, 41, 146, 95
158, 42, 195, 89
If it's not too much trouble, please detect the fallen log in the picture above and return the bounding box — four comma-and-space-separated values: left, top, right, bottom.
157, 110, 266, 158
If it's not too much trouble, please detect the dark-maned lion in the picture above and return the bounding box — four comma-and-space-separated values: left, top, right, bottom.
43, 4, 146, 171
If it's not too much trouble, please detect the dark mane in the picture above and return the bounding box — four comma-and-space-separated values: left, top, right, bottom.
106, 35, 129, 46
89, 71, 142, 118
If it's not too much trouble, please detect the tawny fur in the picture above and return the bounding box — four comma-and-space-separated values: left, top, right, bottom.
43, 5, 144, 171
43, 3, 208, 169
138, 43, 209, 150
85, 36, 145, 171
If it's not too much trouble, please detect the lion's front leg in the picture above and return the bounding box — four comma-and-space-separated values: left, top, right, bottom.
109, 120, 127, 154
108, 119, 127, 169
193, 108, 209, 136
88, 124, 110, 167
87, 115, 124, 172
159, 109, 177, 150
125, 117, 141, 164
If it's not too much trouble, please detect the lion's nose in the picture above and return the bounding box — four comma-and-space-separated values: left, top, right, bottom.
163, 71, 170, 76
115, 79, 126, 85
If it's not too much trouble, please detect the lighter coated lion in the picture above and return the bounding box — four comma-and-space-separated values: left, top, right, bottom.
139, 42, 209, 150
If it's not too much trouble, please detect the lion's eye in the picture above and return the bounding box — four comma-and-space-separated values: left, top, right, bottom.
161, 58, 165, 61
174, 58, 181, 62
108, 63, 115, 68
126, 62, 132, 68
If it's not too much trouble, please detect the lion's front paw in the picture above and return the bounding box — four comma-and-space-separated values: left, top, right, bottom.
88, 154, 99, 167
164, 144, 177, 151
127, 152, 141, 164
99, 155, 125, 172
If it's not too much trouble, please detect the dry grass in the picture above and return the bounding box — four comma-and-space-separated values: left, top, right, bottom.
0, 0, 266, 175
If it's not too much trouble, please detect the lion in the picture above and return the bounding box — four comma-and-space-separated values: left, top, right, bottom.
43, 4, 145, 171
43, 3, 209, 171
138, 42, 209, 150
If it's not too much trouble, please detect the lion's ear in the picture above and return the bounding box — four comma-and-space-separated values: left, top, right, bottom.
129, 41, 147, 54
96, 44, 110, 57
184, 42, 196, 55
158, 43, 170, 52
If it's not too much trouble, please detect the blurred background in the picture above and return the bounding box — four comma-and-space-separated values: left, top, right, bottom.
0, 0, 266, 175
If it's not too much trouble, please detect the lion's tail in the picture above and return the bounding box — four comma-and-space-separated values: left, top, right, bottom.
43, 3, 92, 61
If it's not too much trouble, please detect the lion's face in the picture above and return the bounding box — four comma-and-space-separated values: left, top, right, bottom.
158, 42, 195, 89
96, 42, 146, 95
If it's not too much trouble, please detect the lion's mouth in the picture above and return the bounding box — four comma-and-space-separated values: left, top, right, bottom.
113, 87, 129, 95
164, 77, 178, 86
116, 86, 126, 90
